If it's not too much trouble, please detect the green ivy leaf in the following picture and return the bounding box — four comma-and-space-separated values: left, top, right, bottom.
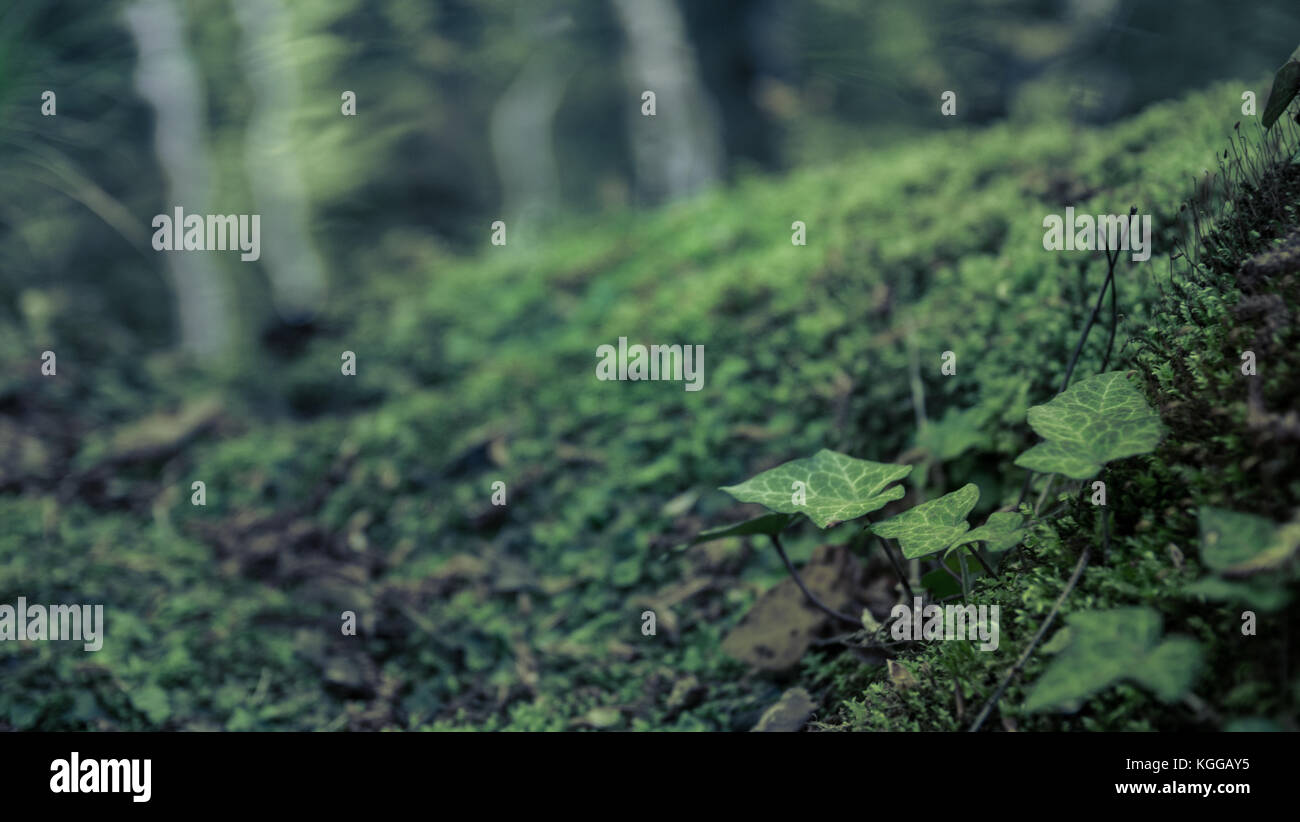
1262, 48, 1300, 129
1024, 607, 1201, 712
1133, 637, 1203, 702
719, 449, 911, 529
956, 511, 1026, 555
688, 512, 796, 546
1198, 506, 1300, 576
871, 483, 979, 559
1014, 371, 1165, 480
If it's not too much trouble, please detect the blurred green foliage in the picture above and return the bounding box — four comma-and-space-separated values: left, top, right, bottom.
3, 0, 1300, 358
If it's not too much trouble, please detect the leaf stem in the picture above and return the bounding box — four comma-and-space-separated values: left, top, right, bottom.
769, 534, 862, 627
937, 558, 964, 594
969, 545, 998, 579
863, 516, 916, 603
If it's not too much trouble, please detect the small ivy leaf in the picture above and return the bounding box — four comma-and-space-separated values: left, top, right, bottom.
1014, 371, 1165, 480
872, 483, 979, 559
953, 511, 1025, 556
1197, 506, 1300, 576
1024, 607, 1200, 712
688, 512, 796, 546
719, 449, 911, 529
1263, 56, 1300, 130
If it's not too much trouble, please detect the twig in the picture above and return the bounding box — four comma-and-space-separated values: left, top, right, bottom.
968, 542, 1092, 732
770, 534, 861, 627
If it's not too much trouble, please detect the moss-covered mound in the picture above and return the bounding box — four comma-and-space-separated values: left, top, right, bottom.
1, 81, 1295, 731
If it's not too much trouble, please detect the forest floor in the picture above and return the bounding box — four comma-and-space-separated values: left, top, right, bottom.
1, 81, 1296, 731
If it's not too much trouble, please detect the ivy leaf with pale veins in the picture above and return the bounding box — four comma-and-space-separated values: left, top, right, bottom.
1198, 506, 1300, 576
1262, 45, 1300, 129
688, 512, 795, 546
1024, 607, 1201, 712
719, 449, 911, 529
871, 483, 979, 559
954, 511, 1026, 555
1014, 371, 1165, 480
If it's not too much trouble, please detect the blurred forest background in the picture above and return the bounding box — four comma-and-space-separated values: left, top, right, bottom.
4, 0, 1300, 361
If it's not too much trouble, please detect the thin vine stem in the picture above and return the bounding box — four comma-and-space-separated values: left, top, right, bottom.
1060, 245, 1121, 394
1101, 249, 1120, 372
863, 515, 916, 603
769, 534, 861, 627
968, 545, 998, 579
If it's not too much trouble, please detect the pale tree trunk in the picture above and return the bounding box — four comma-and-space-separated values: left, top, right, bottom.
489, 45, 575, 243
232, 0, 327, 321
124, 0, 230, 356
610, 0, 723, 204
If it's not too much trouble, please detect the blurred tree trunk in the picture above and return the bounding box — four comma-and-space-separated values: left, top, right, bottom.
232, 0, 327, 322
124, 0, 230, 356
489, 42, 575, 243
611, 0, 723, 205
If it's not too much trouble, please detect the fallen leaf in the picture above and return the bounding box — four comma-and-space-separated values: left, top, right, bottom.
721, 543, 863, 671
